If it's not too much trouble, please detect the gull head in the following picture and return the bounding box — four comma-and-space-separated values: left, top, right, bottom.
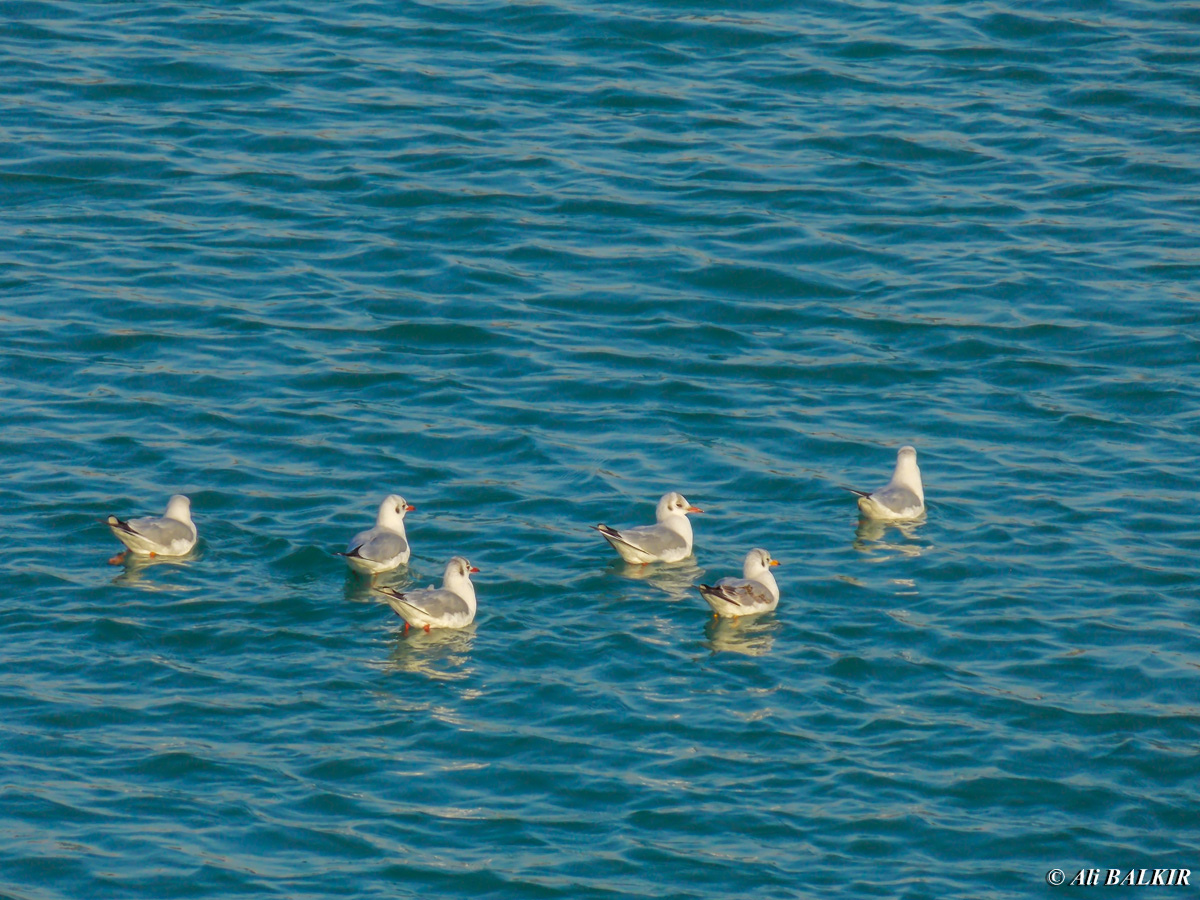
378, 494, 415, 527
656, 491, 703, 521
744, 548, 780, 577
445, 556, 480, 584
892, 446, 924, 500
165, 494, 193, 524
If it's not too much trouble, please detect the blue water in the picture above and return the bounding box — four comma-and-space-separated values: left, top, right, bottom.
2, 2, 1199, 897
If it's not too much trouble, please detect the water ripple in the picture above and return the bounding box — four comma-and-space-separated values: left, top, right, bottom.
2, 1, 1199, 898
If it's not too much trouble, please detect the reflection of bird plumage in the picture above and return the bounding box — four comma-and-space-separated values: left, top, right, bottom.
105, 495, 197, 557
375, 557, 479, 631
850, 445, 925, 519
594, 492, 702, 564
698, 548, 780, 618
339, 494, 414, 574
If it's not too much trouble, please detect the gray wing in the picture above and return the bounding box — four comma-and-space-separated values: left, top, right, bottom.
384, 587, 469, 619
700, 577, 775, 608
868, 485, 922, 514
349, 531, 408, 563
122, 515, 194, 546
604, 523, 688, 557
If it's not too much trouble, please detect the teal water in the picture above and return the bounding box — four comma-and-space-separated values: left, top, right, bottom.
3, 2, 1199, 897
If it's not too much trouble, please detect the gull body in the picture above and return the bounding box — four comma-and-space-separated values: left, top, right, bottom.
698, 548, 781, 618
851, 446, 925, 520
340, 494, 414, 575
594, 492, 702, 564
375, 557, 479, 631
105, 494, 197, 558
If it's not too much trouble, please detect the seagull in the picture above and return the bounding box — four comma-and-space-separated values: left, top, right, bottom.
338, 494, 415, 575
849, 445, 925, 520
697, 548, 780, 618
594, 491, 702, 564
375, 556, 479, 632
105, 494, 197, 563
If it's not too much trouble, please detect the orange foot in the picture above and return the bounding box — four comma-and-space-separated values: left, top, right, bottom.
403, 622, 409, 634
149, 552, 157, 558
423, 624, 431, 632
108, 552, 127, 566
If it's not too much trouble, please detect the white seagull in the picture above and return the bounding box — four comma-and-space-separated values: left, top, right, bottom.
697, 548, 781, 618
339, 494, 415, 575
594, 491, 702, 564
849, 445, 925, 520
105, 494, 198, 563
375, 556, 479, 632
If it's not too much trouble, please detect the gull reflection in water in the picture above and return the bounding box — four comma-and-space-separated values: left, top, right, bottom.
703, 614, 780, 657
110, 552, 197, 590
852, 515, 929, 559
611, 558, 705, 601
343, 566, 413, 604
384, 623, 477, 681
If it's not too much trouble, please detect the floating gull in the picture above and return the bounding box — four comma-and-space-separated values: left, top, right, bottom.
697, 548, 780, 618
594, 491, 702, 564
339, 494, 414, 575
375, 556, 479, 632
849, 445, 925, 520
105, 494, 197, 563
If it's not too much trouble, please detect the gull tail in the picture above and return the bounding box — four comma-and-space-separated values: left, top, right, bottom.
104, 515, 137, 536
698, 584, 743, 607
594, 524, 641, 553
375, 586, 423, 619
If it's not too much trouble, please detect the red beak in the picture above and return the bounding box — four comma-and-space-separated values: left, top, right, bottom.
688, 506, 703, 514
406, 505, 416, 512
469, 566, 480, 573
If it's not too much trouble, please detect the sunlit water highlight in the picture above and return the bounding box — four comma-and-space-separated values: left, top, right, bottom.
2, 2, 1198, 897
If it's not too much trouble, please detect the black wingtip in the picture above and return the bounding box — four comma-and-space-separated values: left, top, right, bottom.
845, 487, 870, 498
595, 524, 644, 554
104, 515, 135, 535
698, 584, 742, 606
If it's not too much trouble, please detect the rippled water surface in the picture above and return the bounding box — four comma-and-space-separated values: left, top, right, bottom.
3, 2, 1199, 897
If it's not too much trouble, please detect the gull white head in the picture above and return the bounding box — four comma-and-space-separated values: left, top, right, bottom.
891, 446, 924, 504
743, 548, 780, 579
377, 494, 415, 530
165, 494, 193, 525
444, 556, 479, 580
655, 492, 702, 523
744, 547, 781, 602
443, 556, 480, 605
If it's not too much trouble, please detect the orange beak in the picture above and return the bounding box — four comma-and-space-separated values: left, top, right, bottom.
406, 505, 416, 512
770, 559, 780, 566
688, 506, 703, 514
